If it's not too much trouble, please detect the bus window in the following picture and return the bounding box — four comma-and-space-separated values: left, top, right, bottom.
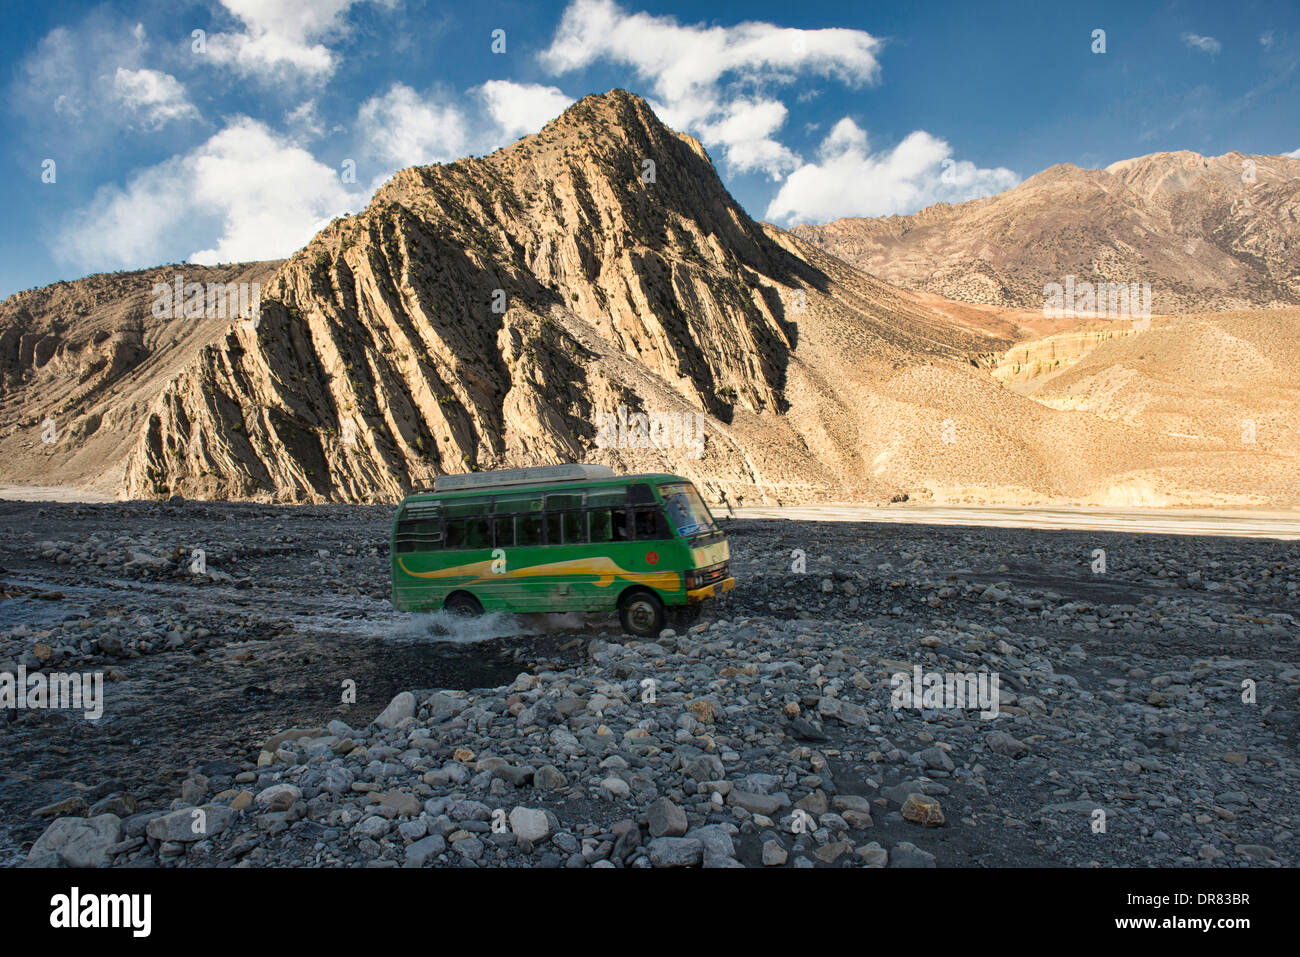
493, 516, 514, 547
394, 518, 442, 553
466, 517, 491, 548
545, 513, 561, 545
546, 492, 583, 510
589, 509, 612, 542
563, 511, 587, 543
658, 482, 718, 539
588, 507, 631, 542
587, 487, 628, 507
445, 496, 491, 517
517, 513, 543, 546
634, 508, 671, 541
445, 516, 490, 549
628, 483, 656, 506
494, 492, 542, 514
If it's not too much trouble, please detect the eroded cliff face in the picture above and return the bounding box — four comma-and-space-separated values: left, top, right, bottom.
992, 327, 1140, 392
0, 262, 281, 495
120, 90, 984, 504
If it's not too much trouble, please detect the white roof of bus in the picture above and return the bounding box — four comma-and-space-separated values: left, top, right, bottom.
431, 464, 615, 493
410, 467, 688, 499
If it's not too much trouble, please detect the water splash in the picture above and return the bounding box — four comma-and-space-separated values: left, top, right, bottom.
375, 609, 611, 644
381, 610, 540, 644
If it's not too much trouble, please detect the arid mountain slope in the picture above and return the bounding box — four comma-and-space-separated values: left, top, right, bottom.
2, 93, 1298, 508
0, 262, 281, 495
109, 89, 1071, 505
989, 308, 1300, 506
792, 151, 1300, 313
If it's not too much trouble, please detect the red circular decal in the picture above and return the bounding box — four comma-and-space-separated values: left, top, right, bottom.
646, 551, 659, 565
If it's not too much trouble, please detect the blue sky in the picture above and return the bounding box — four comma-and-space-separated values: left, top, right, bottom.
2, 0, 1297, 299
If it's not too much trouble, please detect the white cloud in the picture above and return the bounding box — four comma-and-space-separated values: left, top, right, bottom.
56, 118, 365, 271
354, 81, 575, 183
478, 81, 574, 140
765, 119, 1019, 224
695, 98, 801, 178
13, 15, 197, 144
1182, 33, 1222, 55
113, 68, 199, 130
284, 99, 326, 143
1286, 147, 1300, 158
539, 0, 882, 177
356, 84, 469, 170
205, 0, 388, 83
1259, 31, 1275, 50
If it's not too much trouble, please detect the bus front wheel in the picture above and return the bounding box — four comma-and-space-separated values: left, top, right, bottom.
444, 592, 483, 618
619, 590, 665, 638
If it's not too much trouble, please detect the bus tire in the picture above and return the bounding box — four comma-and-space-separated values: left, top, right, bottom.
619, 589, 665, 638
444, 592, 483, 618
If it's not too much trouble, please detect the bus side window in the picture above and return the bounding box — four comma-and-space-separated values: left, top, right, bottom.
628, 483, 656, 506
586, 487, 628, 507
517, 514, 543, 546
467, 517, 491, 548
563, 511, 587, 543
493, 516, 514, 547
544, 513, 562, 545
445, 519, 468, 549
612, 508, 631, 541
634, 508, 670, 541
589, 509, 613, 542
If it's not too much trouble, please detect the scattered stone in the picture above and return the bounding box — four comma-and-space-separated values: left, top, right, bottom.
646, 837, 703, 868
890, 842, 937, 868
762, 839, 788, 866
647, 797, 689, 837
901, 794, 945, 827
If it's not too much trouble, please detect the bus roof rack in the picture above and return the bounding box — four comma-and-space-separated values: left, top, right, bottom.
431, 464, 616, 493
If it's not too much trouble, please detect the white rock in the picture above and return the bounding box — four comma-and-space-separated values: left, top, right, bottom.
509, 807, 551, 842
374, 691, 416, 729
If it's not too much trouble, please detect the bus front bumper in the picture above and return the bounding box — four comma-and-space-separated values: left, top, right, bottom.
686, 577, 736, 602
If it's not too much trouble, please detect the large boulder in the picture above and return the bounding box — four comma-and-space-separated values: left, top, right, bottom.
374, 692, 416, 729
29, 815, 122, 867
145, 805, 238, 843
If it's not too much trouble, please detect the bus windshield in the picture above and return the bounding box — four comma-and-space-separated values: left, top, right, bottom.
658, 482, 717, 538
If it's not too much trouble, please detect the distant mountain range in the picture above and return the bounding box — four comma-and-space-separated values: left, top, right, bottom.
2, 92, 1297, 508
792, 150, 1300, 314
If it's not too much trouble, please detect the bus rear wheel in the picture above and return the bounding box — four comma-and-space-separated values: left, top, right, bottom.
444, 592, 483, 618
619, 590, 665, 638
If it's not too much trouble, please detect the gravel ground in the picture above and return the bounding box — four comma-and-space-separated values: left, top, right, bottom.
2, 500, 1296, 868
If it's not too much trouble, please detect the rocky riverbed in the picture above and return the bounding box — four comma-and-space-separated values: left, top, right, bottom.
2, 500, 1296, 868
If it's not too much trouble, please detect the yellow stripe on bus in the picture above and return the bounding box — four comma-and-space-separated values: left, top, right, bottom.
396, 555, 681, 592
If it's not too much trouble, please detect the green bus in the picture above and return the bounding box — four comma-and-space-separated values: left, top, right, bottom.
390, 465, 734, 637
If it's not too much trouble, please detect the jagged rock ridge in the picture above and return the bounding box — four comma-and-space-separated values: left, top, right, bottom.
115, 90, 992, 504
